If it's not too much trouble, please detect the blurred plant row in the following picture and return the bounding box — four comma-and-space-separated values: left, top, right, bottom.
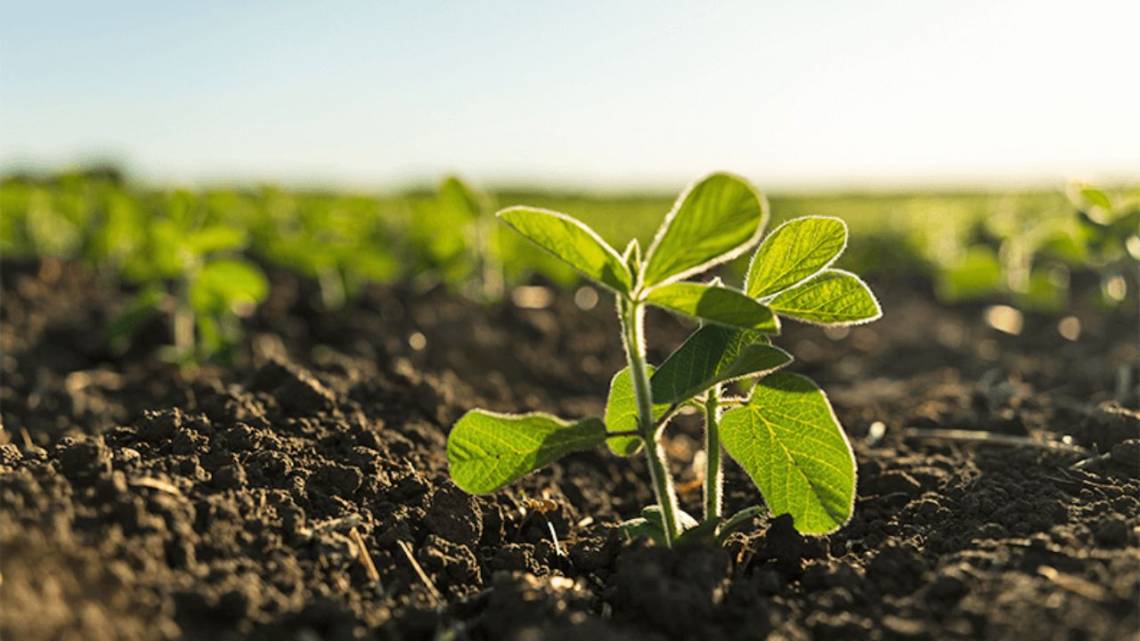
2, 168, 1136, 363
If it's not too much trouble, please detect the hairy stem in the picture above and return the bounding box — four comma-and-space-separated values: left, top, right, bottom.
703, 384, 723, 522
620, 298, 681, 546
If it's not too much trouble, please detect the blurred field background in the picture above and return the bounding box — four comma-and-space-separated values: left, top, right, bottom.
3, 2, 1138, 361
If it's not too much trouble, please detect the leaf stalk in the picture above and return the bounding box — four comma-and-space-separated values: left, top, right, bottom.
703, 384, 723, 521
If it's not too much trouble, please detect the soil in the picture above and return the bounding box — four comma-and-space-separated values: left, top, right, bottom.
2, 257, 1138, 641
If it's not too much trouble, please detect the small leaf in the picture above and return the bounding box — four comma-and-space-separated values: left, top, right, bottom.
937, 247, 1002, 301
189, 260, 269, 315
769, 269, 881, 326
604, 366, 667, 456
651, 325, 792, 405
439, 175, 483, 221
622, 238, 642, 282
184, 226, 247, 255
641, 505, 700, 531
646, 282, 780, 331
745, 216, 847, 299
447, 410, 607, 494
497, 207, 631, 293
642, 173, 767, 286
719, 372, 856, 534
1079, 186, 1112, 211
618, 517, 666, 545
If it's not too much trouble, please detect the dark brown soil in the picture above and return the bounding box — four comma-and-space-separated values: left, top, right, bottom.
2, 257, 1138, 641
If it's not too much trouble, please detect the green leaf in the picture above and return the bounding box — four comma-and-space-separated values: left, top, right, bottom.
719, 372, 856, 534
189, 260, 269, 315
645, 282, 780, 331
603, 366, 667, 456
618, 517, 665, 545
498, 207, 632, 293
447, 410, 607, 494
1079, 186, 1112, 211
620, 505, 701, 545
745, 216, 847, 299
184, 226, 247, 255
651, 325, 792, 405
769, 269, 881, 326
937, 247, 1002, 301
642, 173, 767, 286
622, 238, 642, 282
642, 505, 699, 531
439, 175, 483, 221
106, 286, 165, 349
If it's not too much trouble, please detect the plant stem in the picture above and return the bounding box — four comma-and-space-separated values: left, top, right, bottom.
620, 298, 681, 546
703, 384, 723, 522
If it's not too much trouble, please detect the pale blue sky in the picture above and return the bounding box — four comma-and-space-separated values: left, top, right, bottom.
3, 0, 1138, 189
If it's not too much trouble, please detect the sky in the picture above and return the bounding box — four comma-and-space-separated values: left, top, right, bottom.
2, 0, 1139, 190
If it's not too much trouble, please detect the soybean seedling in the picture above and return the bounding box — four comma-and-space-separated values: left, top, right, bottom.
446, 173, 881, 547
408, 176, 504, 300
110, 190, 268, 363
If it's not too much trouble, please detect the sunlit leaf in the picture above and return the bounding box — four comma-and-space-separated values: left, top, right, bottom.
646, 282, 779, 330
498, 207, 632, 293
745, 216, 847, 299
189, 259, 269, 315
768, 269, 881, 326
447, 410, 607, 494
719, 372, 856, 534
642, 173, 767, 286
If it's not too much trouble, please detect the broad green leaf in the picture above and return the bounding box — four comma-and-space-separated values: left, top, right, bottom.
498, 207, 631, 293
642, 173, 767, 286
651, 325, 792, 405
769, 269, 881, 326
745, 216, 847, 299
189, 260, 269, 315
447, 410, 606, 494
646, 282, 779, 331
604, 366, 667, 456
719, 372, 856, 534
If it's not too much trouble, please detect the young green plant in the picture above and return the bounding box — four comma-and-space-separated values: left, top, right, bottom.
446, 173, 881, 546
110, 191, 268, 363
632, 216, 881, 544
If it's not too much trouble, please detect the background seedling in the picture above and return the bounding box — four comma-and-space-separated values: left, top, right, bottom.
446, 173, 881, 546
407, 176, 504, 300
110, 190, 269, 363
